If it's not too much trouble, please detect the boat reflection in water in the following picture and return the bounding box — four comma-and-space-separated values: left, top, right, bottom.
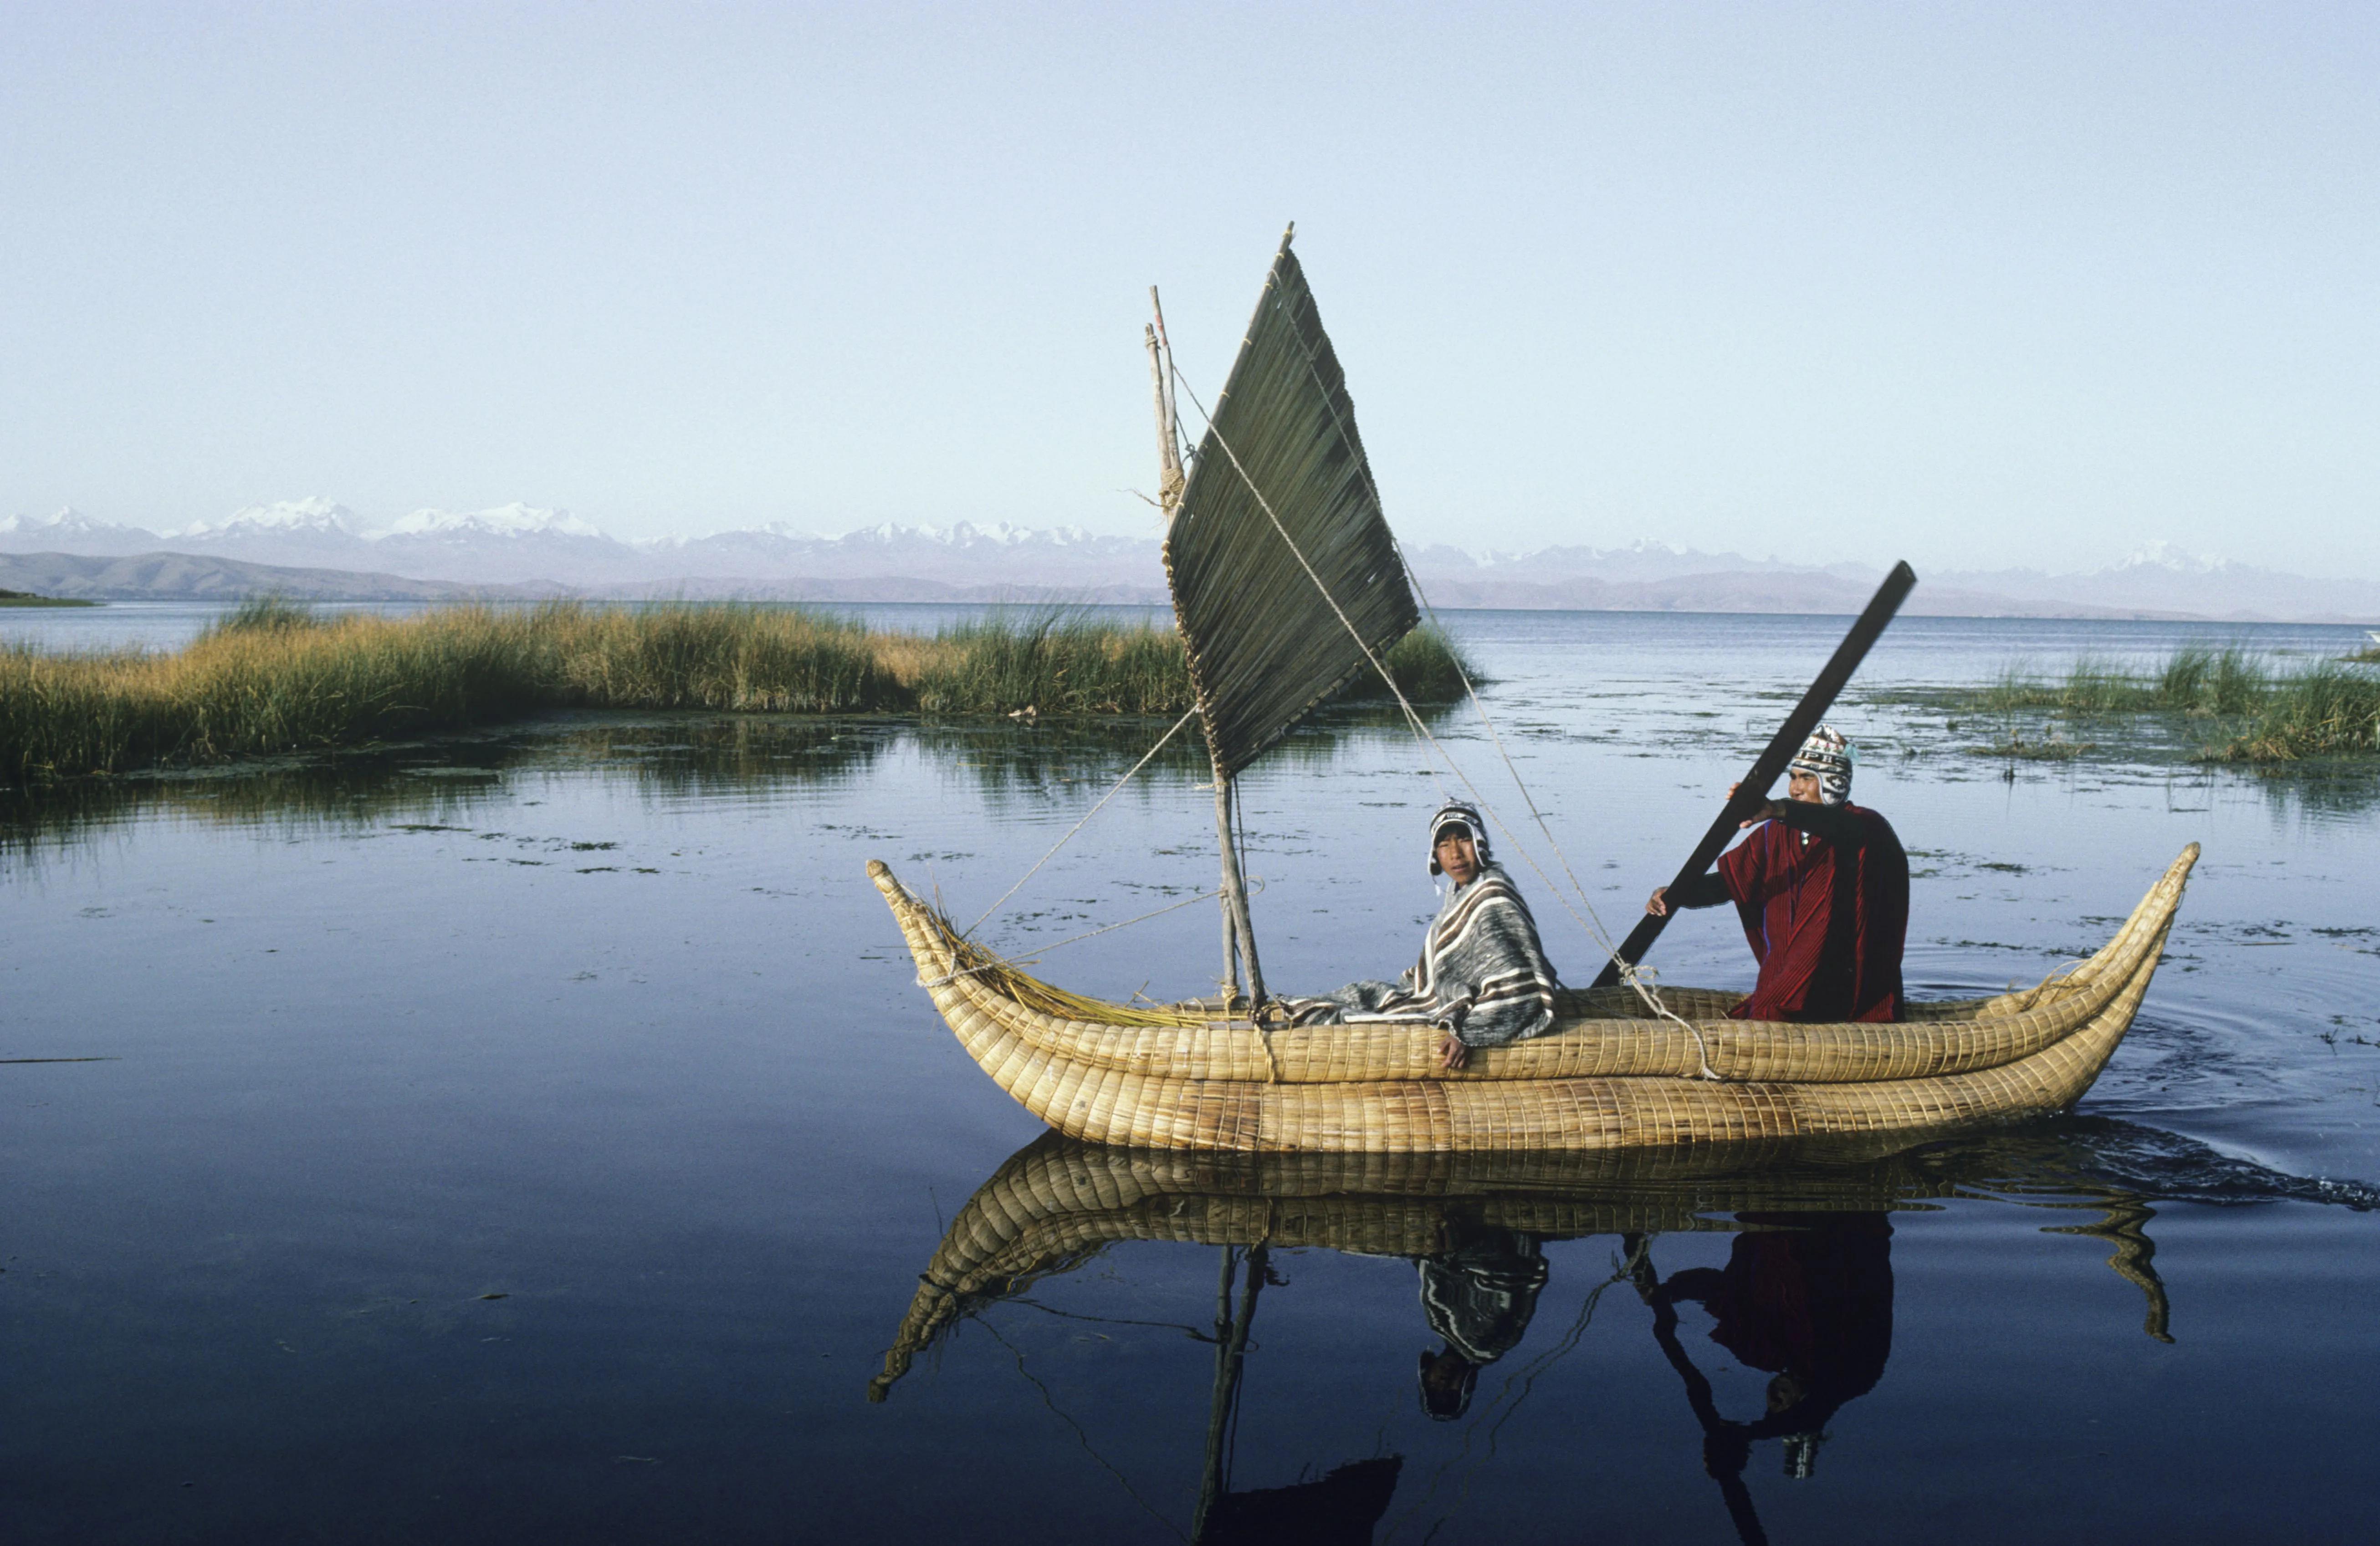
870, 1125, 2371, 1544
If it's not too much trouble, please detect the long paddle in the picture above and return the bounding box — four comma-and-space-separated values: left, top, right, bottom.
1591, 560, 1918, 989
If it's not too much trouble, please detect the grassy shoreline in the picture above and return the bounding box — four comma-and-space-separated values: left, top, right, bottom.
1891, 643, 2380, 763
0, 599, 1477, 786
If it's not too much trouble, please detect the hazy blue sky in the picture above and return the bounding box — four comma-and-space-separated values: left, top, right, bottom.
3, 3, 2373, 575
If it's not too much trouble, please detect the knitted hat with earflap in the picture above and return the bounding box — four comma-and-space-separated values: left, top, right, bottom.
1426, 802, 1492, 875
1788, 725, 1854, 807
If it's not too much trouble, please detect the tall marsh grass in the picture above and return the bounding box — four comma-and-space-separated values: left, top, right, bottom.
1947, 642, 2379, 763
202, 593, 328, 638
1976, 645, 2269, 716
2211, 663, 2380, 762
0, 602, 1477, 785
906, 612, 1193, 716
1350, 626, 1477, 703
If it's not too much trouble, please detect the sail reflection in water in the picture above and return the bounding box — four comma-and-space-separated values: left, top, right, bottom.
870, 1126, 2373, 1544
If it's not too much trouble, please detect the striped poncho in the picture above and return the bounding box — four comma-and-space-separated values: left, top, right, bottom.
1282, 863, 1561, 1047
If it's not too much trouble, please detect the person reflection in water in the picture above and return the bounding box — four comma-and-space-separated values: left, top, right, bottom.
1414, 1226, 1550, 1420
1636, 1214, 1894, 1481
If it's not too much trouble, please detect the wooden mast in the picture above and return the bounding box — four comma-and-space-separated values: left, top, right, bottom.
1150, 287, 1265, 1009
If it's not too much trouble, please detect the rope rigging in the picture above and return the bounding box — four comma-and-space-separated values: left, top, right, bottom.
1170, 353, 1724, 1077
962, 705, 1199, 939
957, 296, 1727, 1080
1255, 307, 1723, 1071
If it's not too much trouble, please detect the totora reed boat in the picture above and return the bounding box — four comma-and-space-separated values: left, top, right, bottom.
872, 227, 2198, 1154
871, 843, 2196, 1153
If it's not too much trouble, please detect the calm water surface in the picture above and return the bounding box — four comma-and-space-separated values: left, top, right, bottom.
5, 612, 2376, 1543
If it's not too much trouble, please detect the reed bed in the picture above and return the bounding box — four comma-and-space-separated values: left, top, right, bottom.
1974, 645, 2271, 717
0, 600, 1477, 786
904, 612, 1193, 716
2209, 663, 2380, 762
1935, 643, 2378, 763
0, 588, 97, 608
1350, 625, 1477, 703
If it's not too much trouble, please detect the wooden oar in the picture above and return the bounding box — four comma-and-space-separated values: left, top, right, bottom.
1592, 561, 1917, 989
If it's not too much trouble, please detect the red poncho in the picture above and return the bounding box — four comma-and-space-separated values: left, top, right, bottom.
1716, 804, 1908, 1023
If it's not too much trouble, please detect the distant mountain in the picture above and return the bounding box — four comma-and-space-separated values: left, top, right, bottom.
653, 521, 1162, 588
0, 507, 164, 556
1403, 568, 2181, 619
1404, 539, 1873, 587
1925, 543, 2380, 622
1403, 539, 2380, 621
4, 503, 2374, 620
0, 549, 548, 603
0, 504, 1168, 591
148, 500, 652, 586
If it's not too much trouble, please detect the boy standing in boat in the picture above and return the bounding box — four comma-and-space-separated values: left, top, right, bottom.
1645, 726, 1909, 1023
1282, 802, 1561, 1070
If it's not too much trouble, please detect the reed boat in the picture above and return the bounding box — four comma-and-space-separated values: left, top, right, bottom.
875, 229, 2196, 1155
872, 843, 2196, 1153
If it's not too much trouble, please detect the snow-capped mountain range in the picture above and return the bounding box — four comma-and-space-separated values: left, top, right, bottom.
0, 501, 1161, 590
2, 503, 2374, 620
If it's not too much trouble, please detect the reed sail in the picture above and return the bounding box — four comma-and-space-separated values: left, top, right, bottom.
1153, 227, 1420, 1004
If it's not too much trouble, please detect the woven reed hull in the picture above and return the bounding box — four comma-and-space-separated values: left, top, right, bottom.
875, 847, 2198, 1087
871, 846, 2194, 1154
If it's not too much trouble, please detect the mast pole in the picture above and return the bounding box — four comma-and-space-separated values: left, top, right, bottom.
1211, 778, 1264, 1006
1215, 813, 1245, 1006
1152, 287, 1264, 1009
1148, 287, 1187, 507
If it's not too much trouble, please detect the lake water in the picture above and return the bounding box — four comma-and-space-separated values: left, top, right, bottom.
5, 609, 2376, 1544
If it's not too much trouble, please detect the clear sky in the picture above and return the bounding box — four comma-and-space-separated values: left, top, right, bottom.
3, 2, 2373, 575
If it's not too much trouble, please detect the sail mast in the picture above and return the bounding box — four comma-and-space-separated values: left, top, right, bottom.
1150, 288, 1263, 1007
1147, 289, 1187, 511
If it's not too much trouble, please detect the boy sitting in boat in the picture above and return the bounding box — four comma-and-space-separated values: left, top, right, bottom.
1279, 803, 1561, 1070
1644, 726, 1910, 1023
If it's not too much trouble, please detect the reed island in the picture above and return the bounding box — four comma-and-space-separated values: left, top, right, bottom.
0, 598, 1474, 788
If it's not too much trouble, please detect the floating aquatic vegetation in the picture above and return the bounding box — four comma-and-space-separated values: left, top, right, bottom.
1968, 736, 2095, 762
